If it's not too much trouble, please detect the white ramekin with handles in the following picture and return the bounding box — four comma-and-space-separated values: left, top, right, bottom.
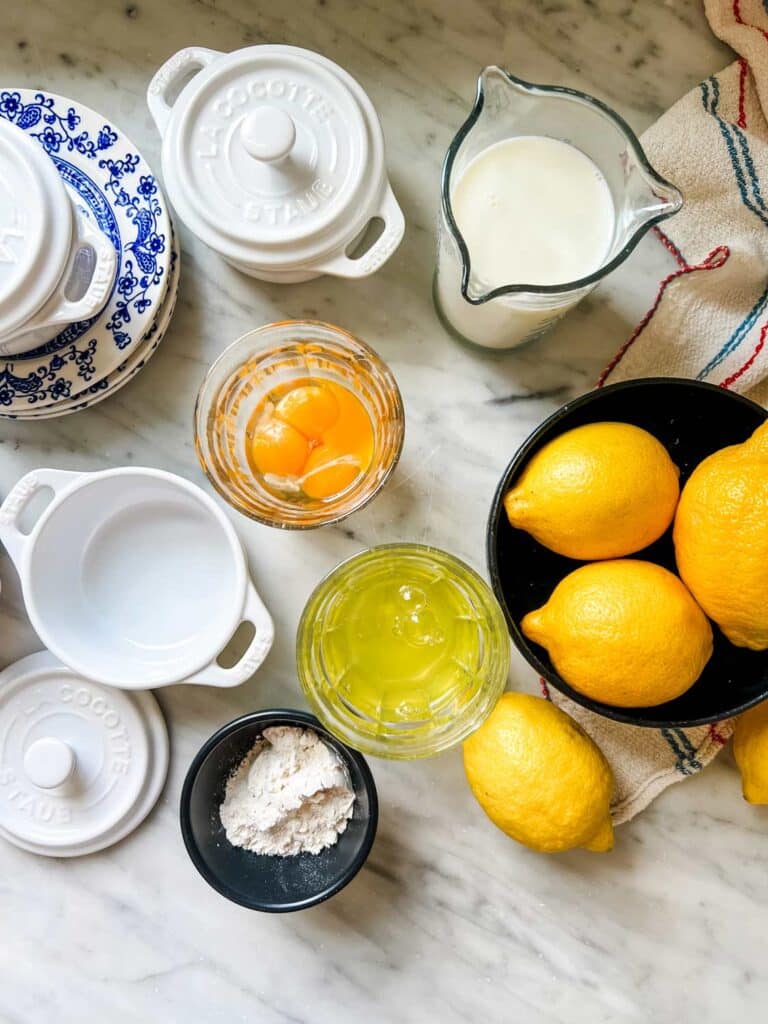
147, 45, 404, 283
0, 119, 117, 355
0, 467, 274, 689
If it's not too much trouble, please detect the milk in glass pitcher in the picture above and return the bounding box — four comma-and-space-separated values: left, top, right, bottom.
434, 68, 683, 350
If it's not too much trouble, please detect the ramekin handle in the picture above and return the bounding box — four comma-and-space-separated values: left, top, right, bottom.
184, 581, 275, 688
49, 213, 118, 326
309, 183, 405, 279
0, 468, 85, 566
147, 46, 224, 136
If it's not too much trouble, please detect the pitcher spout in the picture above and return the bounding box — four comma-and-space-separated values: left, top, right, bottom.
463, 268, 492, 304
627, 167, 684, 234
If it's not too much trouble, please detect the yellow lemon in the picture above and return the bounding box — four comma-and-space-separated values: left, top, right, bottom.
733, 702, 768, 803
674, 420, 768, 649
504, 421, 680, 560
463, 693, 614, 853
522, 560, 713, 708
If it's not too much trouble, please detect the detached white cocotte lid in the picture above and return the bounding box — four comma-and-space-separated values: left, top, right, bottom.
0, 652, 168, 857
147, 45, 405, 283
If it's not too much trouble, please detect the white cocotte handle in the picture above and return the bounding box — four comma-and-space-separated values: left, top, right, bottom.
183, 580, 275, 688
0, 212, 117, 356
38, 214, 117, 331
310, 184, 405, 279
0, 468, 85, 565
147, 46, 224, 135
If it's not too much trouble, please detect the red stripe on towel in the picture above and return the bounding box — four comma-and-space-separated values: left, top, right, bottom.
733, 0, 768, 42
708, 723, 729, 746
737, 57, 749, 128
653, 226, 687, 268
719, 317, 768, 387
597, 245, 730, 388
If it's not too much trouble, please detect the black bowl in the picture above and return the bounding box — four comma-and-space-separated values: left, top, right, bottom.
487, 377, 768, 727
180, 709, 378, 912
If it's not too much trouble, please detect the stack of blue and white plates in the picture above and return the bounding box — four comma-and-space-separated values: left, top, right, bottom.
0, 88, 177, 419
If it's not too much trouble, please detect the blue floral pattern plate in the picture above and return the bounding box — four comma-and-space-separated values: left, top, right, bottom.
0, 89, 171, 411
9, 232, 180, 419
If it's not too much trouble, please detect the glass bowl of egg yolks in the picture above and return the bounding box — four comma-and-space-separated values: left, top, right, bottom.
194, 321, 405, 529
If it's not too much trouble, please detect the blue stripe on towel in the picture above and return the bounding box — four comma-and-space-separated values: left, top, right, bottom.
696, 77, 768, 378
661, 728, 701, 775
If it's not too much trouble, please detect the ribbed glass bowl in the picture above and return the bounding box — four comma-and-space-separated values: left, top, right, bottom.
194, 320, 405, 529
297, 544, 510, 759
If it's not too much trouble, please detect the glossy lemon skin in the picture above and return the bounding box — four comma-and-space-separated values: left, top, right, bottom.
463, 693, 614, 853
733, 701, 768, 803
674, 420, 768, 649
522, 560, 713, 708
504, 421, 680, 560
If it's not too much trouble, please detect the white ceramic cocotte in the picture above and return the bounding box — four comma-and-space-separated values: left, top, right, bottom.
0, 119, 117, 355
0, 467, 274, 689
147, 45, 405, 282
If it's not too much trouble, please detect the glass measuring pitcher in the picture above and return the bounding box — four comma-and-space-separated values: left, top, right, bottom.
434, 67, 683, 350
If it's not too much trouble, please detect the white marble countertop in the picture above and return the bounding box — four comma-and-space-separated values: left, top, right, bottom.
0, 2, 760, 1022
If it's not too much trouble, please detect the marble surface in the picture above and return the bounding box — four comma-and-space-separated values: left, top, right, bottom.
0, 1, 759, 1022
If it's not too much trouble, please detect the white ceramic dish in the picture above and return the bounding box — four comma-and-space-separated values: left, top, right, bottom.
0, 89, 171, 412
0, 651, 169, 857
0, 467, 274, 689
0, 118, 116, 353
148, 45, 404, 282
6, 226, 180, 419
0, 121, 117, 355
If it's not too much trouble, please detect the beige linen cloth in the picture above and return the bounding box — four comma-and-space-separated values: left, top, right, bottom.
548, 0, 768, 823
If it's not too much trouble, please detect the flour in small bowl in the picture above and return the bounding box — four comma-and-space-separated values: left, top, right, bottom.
219, 726, 355, 856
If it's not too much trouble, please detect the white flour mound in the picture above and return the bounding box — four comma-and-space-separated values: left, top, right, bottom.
219, 725, 355, 856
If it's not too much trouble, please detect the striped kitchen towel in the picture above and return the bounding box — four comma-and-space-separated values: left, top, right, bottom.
549, 0, 768, 824
600, 0, 768, 396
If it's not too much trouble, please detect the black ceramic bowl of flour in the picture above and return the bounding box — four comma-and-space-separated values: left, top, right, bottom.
487, 377, 768, 728
180, 709, 378, 912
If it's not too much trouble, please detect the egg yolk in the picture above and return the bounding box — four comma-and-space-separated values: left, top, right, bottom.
248, 379, 374, 500
274, 384, 339, 441
301, 445, 361, 499
250, 418, 310, 477
321, 384, 374, 469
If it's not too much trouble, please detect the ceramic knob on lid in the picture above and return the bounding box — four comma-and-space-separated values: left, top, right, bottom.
23, 737, 75, 789
240, 106, 296, 162
0, 652, 168, 857
148, 44, 405, 282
